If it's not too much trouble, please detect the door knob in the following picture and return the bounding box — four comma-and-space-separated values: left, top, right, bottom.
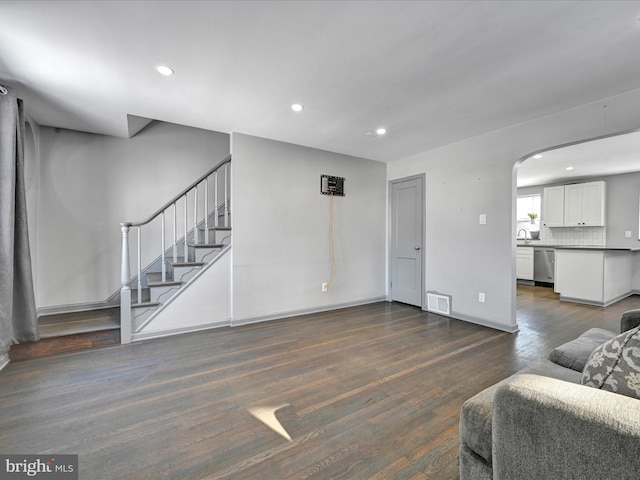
415, 246, 421, 250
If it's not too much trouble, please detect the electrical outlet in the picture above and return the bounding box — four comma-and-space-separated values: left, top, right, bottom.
322, 283, 328, 292
478, 292, 485, 303
625, 230, 632, 238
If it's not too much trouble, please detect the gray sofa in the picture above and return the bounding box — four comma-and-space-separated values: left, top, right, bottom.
460, 310, 640, 480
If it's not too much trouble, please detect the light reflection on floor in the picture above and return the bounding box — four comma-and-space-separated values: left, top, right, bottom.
248, 403, 293, 442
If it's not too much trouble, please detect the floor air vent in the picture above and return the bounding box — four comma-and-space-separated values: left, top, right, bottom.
426, 292, 451, 316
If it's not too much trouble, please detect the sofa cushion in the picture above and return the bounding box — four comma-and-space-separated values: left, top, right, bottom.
548, 328, 616, 372
459, 359, 581, 464
581, 325, 640, 399
459, 443, 493, 480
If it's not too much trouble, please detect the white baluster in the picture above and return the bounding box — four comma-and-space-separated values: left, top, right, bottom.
204, 177, 209, 244
193, 185, 198, 245
137, 226, 142, 304
183, 195, 188, 261
214, 170, 219, 229
161, 211, 166, 282
173, 202, 177, 263
224, 162, 229, 227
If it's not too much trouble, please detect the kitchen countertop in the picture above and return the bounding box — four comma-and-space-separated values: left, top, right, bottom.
516, 241, 640, 251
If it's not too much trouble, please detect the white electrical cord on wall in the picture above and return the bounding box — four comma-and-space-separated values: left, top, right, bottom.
326, 192, 336, 289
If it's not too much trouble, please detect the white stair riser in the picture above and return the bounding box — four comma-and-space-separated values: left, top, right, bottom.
150, 284, 181, 303
132, 306, 158, 331
189, 246, 222, 263
199, 230, 232, 244
168, 264, 202, 283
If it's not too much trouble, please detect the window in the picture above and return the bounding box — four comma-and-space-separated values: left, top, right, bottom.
517, 194, 541, 222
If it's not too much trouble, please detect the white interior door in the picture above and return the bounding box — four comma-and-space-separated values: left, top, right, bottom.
390, 177, 423, 307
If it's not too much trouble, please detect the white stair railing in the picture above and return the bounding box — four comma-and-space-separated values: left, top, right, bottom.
120, 155, 231, 344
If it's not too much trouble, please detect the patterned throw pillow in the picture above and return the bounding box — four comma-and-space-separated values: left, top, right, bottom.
581, 325, 640, 399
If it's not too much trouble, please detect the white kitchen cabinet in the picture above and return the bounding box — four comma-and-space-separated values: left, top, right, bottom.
542, 186, 565, 227
516, 247, 534, 280
555, 248, 633, 306
564, 181, 606, 227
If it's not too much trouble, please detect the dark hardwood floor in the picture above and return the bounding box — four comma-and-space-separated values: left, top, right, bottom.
2, 286, 639, 479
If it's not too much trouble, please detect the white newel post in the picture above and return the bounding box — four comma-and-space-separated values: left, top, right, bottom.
120, 224, 132, 344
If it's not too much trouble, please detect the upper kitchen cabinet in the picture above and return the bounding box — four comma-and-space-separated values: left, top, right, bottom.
564, 181, 606, 227
542, 185, 565, 227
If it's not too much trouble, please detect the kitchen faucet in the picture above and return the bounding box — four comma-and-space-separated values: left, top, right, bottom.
517, 228, 531, 244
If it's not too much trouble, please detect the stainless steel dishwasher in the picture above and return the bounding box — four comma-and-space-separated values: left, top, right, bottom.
534, 248, 555, 285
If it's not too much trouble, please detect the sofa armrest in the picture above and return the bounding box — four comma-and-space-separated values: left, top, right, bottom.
620, 309, 640, 332
492, 374, 640, 480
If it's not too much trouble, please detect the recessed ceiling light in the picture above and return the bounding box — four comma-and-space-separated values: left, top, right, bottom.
566, 166, 574, 171
291, 103, 304, 112
533, 154, 543, 159
155, 65, 174, 76
376, 128, 387, 136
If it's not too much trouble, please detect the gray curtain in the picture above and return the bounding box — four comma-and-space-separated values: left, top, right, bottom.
0, 85, 38, 358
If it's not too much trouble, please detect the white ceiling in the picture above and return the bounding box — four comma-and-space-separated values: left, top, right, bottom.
2, 1, 640, 163
517, 129, 640, 187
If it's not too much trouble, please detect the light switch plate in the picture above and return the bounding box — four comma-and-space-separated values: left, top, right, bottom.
479, 214, 486, 225
625, 230, 632, 238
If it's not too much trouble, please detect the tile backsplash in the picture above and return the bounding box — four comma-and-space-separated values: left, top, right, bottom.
517, 220, 606, 246
518, 222, 607, 247
540, 225, 605, 245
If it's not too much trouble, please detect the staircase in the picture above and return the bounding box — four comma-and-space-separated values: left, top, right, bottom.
129, 226, 231, 331
10, 308, 120, 361
120, 155, 231, 343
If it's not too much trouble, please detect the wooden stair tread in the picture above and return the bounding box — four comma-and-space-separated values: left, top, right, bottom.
170, 261, 204, 267
131, 301, 160, 309
38, 308, 120, 338
40, 318, 119, 338
147, 281, 182, 287
188, 243, 224, 248
11, 308, 121, 360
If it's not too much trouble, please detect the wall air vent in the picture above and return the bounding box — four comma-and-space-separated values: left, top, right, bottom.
426, 292, 451, 316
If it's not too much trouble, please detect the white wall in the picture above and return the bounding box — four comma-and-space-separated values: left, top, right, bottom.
231, 133, 386, 324
633, 254, 640, 292
34, 122, 229, 310
388, 88, 640, 332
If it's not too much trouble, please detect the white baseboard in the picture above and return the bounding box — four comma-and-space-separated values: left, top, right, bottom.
231, 297, 387, 327
450, 310, 519, 334
560, 290, 637, 308
131, 320, 230, 342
